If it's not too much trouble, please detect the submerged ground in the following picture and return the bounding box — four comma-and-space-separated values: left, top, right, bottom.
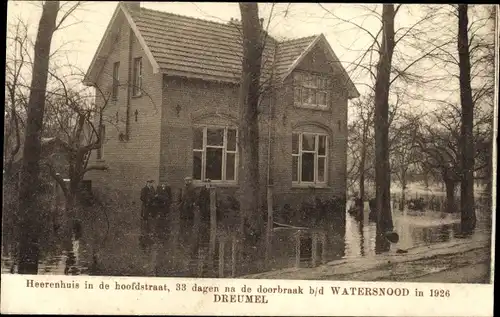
1, 184, 493, 284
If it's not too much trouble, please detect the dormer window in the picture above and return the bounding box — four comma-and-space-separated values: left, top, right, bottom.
293, 72, 330, 110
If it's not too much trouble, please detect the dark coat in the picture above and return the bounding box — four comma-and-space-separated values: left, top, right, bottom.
155, 185, 172, 218
140, 185, 156, 219
180, 184, 197, 221
198, 186, 211, 222
140, 185, 156, 206
156, 185, 172, 207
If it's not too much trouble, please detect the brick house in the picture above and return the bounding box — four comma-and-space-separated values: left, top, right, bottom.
83, 2, 359, 212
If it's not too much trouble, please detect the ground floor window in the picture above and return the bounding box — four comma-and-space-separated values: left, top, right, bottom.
292, 132, 328, 185
193, 126, 238, 182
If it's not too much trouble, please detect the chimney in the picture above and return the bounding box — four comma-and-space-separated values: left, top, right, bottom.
228, 17, 241, 25
121, 1, 140, 13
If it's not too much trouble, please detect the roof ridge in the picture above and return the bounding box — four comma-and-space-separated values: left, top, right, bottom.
278, 34, 319, 44
138, 6, 313, 43
139, 6, 238, 30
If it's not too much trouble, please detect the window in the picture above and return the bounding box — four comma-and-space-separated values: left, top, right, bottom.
293, 72, 330, 109
112, 62, 120, 100
97, 125, 106, 160
193, 126, 238, 182
132, 57, 142, 96
292, 132, 328, 185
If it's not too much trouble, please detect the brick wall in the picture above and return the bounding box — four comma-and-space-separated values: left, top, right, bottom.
87, 23, 349, 210
86, 16, 163, 199
271, 44, 349, 209
160, 43, 348, 210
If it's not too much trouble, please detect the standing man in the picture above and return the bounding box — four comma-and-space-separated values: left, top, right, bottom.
194, 179, 211, 256
180, 177, 196, 229
140, 179, 156, 222
156, 182, 173, 219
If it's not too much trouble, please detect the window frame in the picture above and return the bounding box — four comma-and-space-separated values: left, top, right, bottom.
192, 125, 239, 184
292, 132, 328, 186
132, 57, 142, 97
112, 62, 120, 100
293, 72, 330, 110
97, 124, 106, 160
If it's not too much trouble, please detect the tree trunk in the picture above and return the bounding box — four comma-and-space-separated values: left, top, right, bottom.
16, 1, 59, 274
238, 3, 263, 245
374, 4, 396, 235
359, 139, 366, 201
444, 179, 457, 214
457, 4, 476, 234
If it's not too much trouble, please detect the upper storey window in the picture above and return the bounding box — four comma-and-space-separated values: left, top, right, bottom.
293, 72, 330, 110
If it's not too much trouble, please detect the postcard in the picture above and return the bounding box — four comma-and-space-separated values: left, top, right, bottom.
2, 2, 497, 316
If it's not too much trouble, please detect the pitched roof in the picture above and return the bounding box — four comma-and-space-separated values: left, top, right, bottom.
84, 3, 359, 99
134, 7, 277, 83
275, 35, 318, 80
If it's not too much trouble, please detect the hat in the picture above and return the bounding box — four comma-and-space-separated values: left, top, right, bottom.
184, 176, 193, 181
147, 179, 154, 183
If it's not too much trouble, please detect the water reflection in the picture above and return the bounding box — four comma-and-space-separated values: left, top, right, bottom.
1, 203, 492, 277
344, 205, 489, 259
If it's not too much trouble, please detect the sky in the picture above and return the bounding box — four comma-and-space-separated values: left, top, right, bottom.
5, 2, 497, 120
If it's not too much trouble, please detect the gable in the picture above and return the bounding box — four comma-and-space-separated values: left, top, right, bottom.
281, 35, 359, 99
83, 3, 159, 86
295, 44, 335, 74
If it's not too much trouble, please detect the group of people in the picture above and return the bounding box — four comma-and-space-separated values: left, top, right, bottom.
140, 177, 212, 256
140, 177, 211, 227
140, 180, 173, 220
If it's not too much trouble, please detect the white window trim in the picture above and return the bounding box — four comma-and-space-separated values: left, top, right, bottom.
193, 125, 239, 185
292, 132, 328, 187
132, 57, 142, 97
97, 124, 106, 161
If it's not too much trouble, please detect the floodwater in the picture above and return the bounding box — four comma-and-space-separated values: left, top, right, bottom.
1, 202, 493, 277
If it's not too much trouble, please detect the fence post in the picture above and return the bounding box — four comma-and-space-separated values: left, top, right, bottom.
193, 205, 200, 246
197, 248, 205, 277
231, 236, 237, 277
172, 189, 182, 248
208, 186, 217, 270
321, 233, 327, 264
295, 231, 301, 268
218, 238, 225, 278
311, 233, 318, 267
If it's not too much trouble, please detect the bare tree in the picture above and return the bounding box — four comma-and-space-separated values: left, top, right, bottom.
415, 102, 491, 213
413, 4, 495, 228
390, 111, 422, 209
372, 4, 396, 235
42, 85, 108, 221
4, 19, 33, 180
457, 4, 476, 234
17, 0, 60, 274
238, 2, 264, 244
317, 4, 452, 238
347, 94, 375, 201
